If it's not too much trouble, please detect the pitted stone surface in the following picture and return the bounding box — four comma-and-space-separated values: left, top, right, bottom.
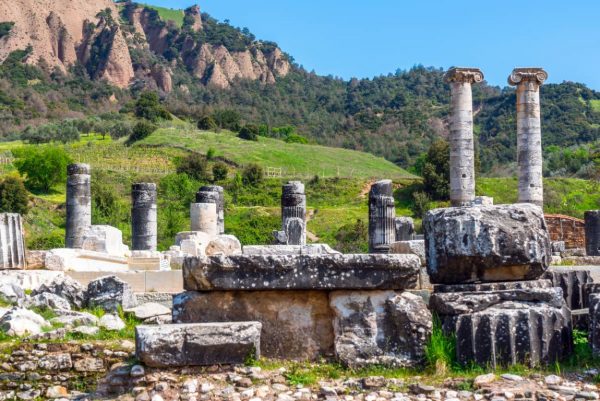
395, 217, 415, 241
389, 240, 425, 265
280, 181, 306, 246
182, 254, 420, 291
86, 275, 137, 312
31, 275, 86, 309
0, 213, 25, 270
433, 279, 553, 293
590, 293, 600, 356
136, 322, 261, 367
242, 244, 340, 256
196, 185, 225, 234
424, 203, 551, 284
585, 211, 600, 257
131, 183, 157, 251
330, 291, 431, 368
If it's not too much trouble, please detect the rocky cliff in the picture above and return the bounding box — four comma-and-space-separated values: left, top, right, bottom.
0, 0, 290, 91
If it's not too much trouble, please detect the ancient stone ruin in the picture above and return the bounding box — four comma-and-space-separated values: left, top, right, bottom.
0, 213, 25, 269
273, 181, 306, 245
368, 180, 396, 253
131, 183, 158, 252
65, 163, 91, 249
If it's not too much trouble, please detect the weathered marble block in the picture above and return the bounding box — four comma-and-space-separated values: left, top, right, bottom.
173, 290, 334, 360
389, 240, 425, 265
430, 281, 572, 367
330, 291, 431, 368
424, 203, 551, 284
136, 322, 261, 367
590, 293, 600, 356
182, 254, 420, 291
242, 244, 340, 256
543, 267, 593, 310
394, 217, 415, 241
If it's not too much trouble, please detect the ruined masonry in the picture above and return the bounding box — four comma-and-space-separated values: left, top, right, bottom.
196, 185, 225, 234
0, 213, 26, 269
368, 180, 396, 253
508, 67, 548, 206
273, 181, 306, 245
131, 183, 157, 251
444, 67, 483, 207
65, 163, 91, 249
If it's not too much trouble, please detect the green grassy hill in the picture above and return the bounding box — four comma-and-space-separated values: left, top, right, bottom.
143, 5, 185, 27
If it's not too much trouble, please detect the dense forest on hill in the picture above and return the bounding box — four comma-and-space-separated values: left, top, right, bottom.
1, 4, 600, 177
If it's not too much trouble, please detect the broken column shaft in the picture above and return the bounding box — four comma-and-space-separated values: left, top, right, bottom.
131, 183, 157, 251
190, 203, 218, 236
196, 185, 224, 234
368, 180, 396, 253
0, 213, 25, 269
585, 211, 600, 256
508, 67, 548, 207
282, 181, 306, 245
65, 163, 91, 248
444, 67, 484, 207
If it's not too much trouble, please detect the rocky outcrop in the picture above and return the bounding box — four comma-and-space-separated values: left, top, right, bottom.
0, 0, 134, 88
424, 204, 551, 284
184, 5, 202, 32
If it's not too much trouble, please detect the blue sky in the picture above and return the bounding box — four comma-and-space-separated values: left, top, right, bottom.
144, 0, 600, 89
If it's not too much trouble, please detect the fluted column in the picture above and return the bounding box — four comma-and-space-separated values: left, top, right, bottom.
65, 163, 91, 248
281, 181, 306, 245
444, 67, 484, 207
131, 183, 157, 251
368, 180, 396, 253
508, 67, 548, 207
0, 213, 25, 269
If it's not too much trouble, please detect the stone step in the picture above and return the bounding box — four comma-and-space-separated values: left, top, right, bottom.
183, 254, 420, 291
135, 322, 261, 367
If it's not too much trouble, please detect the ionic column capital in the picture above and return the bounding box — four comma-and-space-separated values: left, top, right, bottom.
508, 67, 548, 86
444, 67, 484, 84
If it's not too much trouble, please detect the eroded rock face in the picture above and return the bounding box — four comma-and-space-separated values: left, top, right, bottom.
173, 290, 334, 360
424, 204, 551, 284
0, 308, 50, 336
135, 322, 261, 367
330, 291, 432, 368
182, 254, 420, 291
205, 235, 242, 256
86, 276, 137, 312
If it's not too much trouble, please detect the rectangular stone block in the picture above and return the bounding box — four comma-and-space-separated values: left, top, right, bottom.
183, 254, 420, 291
173, 290, 334, 360
135, 322, 261, 367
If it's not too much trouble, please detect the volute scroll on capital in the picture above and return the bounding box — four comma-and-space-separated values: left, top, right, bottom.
444, 67, 484, 84
508, 67, 548, 86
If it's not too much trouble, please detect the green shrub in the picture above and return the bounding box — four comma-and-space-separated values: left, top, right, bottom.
158, 173, 196, 209
334, 219, 368, 253
126, 121, 157, 146
176, 153, 211, 181
242, 163, 263, 186
212, 162, 228, 182
91, 177, 127, 227
13, 147, 71, 192
27, 230, 64, 250
426, 315, 456, 375
0, 22, 14, 40
0, 176, 29, 215
238, 124, 259, 141
422, 139, 450, 200
411, 191, 432, 218
197, 115, 217, 131
285, 133, 308, 144
135, 91, 171, 122
213, 109, 241, 131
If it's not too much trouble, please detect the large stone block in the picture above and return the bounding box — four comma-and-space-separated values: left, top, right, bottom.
389, 240, 425, 265
183, 254, 420, 291
394, 217, 415, 241
81, 225, 129, 257
173, 290, 334, 360
330, 291, 431, 368
430, 283, 572, 367
136, 322, 261, 367
424, 204, 551, 284
589, 294, 600, 356
86, 275, 137, 312
242, 244, 340, 256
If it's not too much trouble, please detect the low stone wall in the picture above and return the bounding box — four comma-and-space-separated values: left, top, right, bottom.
545, 214, 585, 249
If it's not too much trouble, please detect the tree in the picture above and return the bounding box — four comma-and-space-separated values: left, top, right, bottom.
238, 124, 259, 141
213, 109, 241, 131
176, 153, 211, 181
0, 176, 29, 215
242, 163, 263, 186
135, 91, 171, 122
422, 139, 450, 200
411, 191, 432, 219
212, 162, 228, 182
13, 147, 71, 192
197, 115, 217, 131
126, 121, 157, 146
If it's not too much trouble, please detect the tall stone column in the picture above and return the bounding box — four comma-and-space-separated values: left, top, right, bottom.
131, 183, 157, 251
196, 186, 224, 234
281, 181, 306, 245
444, 67, 484, 207
508, 67, 548, 206
368, 180, 396, 253
65, 163, 91, 248
585, 211, 600, 256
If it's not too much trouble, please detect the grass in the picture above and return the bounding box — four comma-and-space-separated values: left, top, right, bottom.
139, 126, 415, 180
590, 99, 600, 113
143, 4, 185, 27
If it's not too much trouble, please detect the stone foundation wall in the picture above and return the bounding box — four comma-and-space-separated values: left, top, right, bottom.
545, 214, 585, 249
